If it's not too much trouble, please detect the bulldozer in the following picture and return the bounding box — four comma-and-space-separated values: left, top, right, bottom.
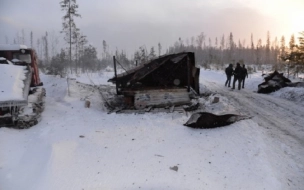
0, 44, 45, 129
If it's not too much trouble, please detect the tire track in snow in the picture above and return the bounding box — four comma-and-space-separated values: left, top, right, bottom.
204, 81, 304, 146
203, 81, 304, 189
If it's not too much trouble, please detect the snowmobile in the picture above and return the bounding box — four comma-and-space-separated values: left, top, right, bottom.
0, 44, 45, 129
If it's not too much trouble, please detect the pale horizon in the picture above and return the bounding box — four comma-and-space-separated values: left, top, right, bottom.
1, 0, 303, 57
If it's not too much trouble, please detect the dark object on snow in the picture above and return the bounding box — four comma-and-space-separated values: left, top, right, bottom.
212, 97, 219, 103
108, 52, 200, 109
184, 112, 251, 129
258, 71, 291, 93
183, 102, 200, 111
170, 166, 178, 172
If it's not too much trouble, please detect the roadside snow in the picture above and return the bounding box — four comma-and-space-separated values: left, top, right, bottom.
0, 68, 304, 190
271, 87, 304, 105
0, 64, 27, 101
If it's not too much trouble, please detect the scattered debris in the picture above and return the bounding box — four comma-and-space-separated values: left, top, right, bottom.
184, 112, 251, 129
170, 166, 178, 172
212, 97, 219, 104
258, 70, 304, 93
183, 102, 200, 111
79, 135, 85, 138
155, 154, 164, 157
84, 100, 91, 108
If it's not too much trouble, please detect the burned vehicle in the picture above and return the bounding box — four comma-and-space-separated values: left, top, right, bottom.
256, 70, 304, 93
108, 52, 200, 111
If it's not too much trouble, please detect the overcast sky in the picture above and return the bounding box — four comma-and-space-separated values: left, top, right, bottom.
1, 0, 304, 57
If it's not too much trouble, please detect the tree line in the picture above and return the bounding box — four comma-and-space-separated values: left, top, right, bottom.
3, 0, 304, 77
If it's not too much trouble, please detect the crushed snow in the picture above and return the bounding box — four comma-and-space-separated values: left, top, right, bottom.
271, 87, 304, 105
0, 64, 27, 101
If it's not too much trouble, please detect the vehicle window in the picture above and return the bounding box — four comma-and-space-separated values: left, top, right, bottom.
13, 53, 32, 64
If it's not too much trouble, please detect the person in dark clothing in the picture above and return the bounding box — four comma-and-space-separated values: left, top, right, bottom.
240, 64, 248, 88
225, 64, 234, 87
232, 63, 242, 90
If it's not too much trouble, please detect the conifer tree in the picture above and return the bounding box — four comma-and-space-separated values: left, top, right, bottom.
158, 42, 162, 56
60, 0, 81, 72
289, 34, 295, 50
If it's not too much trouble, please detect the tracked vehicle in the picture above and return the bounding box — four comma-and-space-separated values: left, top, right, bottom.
0, 44, 45, 129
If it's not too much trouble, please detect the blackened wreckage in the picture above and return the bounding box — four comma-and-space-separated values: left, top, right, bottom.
108, 52, 200, 110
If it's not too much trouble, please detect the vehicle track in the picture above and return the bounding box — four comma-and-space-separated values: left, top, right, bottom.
204, 81, 304, 146
204, 81, 304, 189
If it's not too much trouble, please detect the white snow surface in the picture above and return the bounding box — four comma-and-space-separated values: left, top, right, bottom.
0, 69, 304, 190
0, 64, 27, 101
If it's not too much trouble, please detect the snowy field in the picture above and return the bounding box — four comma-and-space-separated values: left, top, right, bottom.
1, 68, 304, 190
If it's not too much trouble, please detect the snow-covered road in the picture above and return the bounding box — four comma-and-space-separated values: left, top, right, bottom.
0, 69, 303, 190
203, 78, 304, 189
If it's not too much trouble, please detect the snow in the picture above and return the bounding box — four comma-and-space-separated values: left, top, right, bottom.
0, 44, 28, 51
0, 64, 27, 101
1, 68, 304, 190
11, 59, 22, 63
0, 57, 14, 65
271, 87, 304, 105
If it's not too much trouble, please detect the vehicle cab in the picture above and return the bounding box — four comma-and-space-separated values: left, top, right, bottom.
0, 44, 43, 87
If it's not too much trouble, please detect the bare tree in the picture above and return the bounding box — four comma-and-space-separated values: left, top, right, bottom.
37, 39, 42, 59
149, 46, 156, 60
256, 39, 262, 66
74, 31, 87, 72
21, 29, 25, 44
5, 36, 9, 44
102, 40, 108, 58
43, 32, 49, 64
30, 31, 33, 48
265, 31, 270, 64
158, 42, 162, 56
228, 32, 235, 61
196, 32, 205, 49
220, 34, 225, 50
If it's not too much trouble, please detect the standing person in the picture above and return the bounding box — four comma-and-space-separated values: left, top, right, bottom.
225, 64, 234, 87
240, 64, 248, 88
232, 62, 242, 90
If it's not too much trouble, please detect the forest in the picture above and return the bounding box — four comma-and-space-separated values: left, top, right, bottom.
3, 0, 304, 77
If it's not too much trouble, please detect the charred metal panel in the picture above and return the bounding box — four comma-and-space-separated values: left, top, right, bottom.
134, 88, 190, 109
109, 52, 199, 94
108, 52, 200, 109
